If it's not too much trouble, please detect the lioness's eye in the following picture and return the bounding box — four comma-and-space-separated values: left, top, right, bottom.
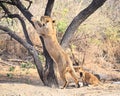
52, 20, 55, 23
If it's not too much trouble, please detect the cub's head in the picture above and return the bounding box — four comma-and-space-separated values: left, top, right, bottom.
40, 16, 56, 35
74, 66, 84, 72
73, 66, 85, 78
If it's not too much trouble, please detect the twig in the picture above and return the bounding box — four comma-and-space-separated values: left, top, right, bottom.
0, 58, 15, 67
7, 59, 24, 62
25, 0, 33, 10
0, 0, 15, 5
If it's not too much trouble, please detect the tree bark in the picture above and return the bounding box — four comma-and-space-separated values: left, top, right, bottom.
44, 0, 55, 16
61, 0, 107, 48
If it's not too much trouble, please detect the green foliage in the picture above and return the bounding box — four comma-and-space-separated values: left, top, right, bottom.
9, 66, 15, 72
105, 27, 120, 42
89, 38, 102, 45
57, 20, 67, 33
20, 62, 35, 69
62, 8, 69, 16
39, 54, 45, 63
70, 44, 77, 49
7, 73, 13, 78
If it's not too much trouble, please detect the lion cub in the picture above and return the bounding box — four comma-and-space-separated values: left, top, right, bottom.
74, 66, 101, 86
32, 16, 80, 88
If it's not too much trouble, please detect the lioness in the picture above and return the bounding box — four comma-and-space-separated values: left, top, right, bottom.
32, 16, 80, 88
74, 66, 101, 86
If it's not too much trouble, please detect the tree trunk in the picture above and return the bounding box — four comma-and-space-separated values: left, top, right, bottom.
40, 37, 59, 87
41, 0, 59, 87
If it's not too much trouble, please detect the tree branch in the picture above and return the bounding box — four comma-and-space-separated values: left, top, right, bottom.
0, 25, 45, 84
25, 0, 33, 10
11, 0, 34, 26
0, 0, 15, 5
61, 0, 107, 48
0, 2, 33, 45
44, 0, 55, 16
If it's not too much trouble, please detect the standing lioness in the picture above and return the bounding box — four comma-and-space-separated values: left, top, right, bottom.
32, 16, 80, 88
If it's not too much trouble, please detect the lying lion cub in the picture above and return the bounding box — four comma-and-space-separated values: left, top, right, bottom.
74, 66, 102, 86
32, 16, 80, 88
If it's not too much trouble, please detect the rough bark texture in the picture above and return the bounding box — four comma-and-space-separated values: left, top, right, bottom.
61, 0, 107, 48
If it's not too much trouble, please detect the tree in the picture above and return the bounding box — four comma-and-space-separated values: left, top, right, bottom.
0, 0, 107, 87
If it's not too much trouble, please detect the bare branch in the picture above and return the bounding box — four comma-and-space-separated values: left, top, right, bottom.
0, 58, 15, 67
0, 3, 33, 45
25, 0, 33, 10
0, 25, 45, 84
0, 0, 15, 5
11, 0, 34, 26
0, 2, 11, 15
0, 13, 5, 20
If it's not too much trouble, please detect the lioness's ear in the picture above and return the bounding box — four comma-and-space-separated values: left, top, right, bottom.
52, 20, 55, 23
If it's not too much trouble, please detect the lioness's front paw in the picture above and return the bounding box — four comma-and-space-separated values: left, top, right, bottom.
31, 17, 36, 21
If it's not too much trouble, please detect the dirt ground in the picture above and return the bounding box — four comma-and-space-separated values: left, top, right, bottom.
0, 83, 120, 96
0, 63, 120, 96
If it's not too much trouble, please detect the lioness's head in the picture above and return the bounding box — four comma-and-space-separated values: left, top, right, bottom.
40, 16, 56, 35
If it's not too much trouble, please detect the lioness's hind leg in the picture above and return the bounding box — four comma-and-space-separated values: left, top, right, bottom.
69, 69, 80, 88
60, 73, 68, 89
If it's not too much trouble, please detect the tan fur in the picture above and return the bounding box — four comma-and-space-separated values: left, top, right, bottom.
74, 66, 101, 86
82, 71, 102, 86
32, 16, 80, 88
